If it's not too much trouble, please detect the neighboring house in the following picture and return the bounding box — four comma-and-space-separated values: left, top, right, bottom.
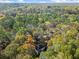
0, 12, 5, 18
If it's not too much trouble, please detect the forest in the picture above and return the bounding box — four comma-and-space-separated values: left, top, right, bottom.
0, 3, 79, 59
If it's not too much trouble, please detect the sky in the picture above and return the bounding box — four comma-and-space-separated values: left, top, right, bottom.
0, 0, 79, 3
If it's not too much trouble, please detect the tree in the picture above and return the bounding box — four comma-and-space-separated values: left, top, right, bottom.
3, 43, 19, 59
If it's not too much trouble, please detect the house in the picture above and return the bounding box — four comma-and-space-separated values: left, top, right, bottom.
0, 12, 5, 18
